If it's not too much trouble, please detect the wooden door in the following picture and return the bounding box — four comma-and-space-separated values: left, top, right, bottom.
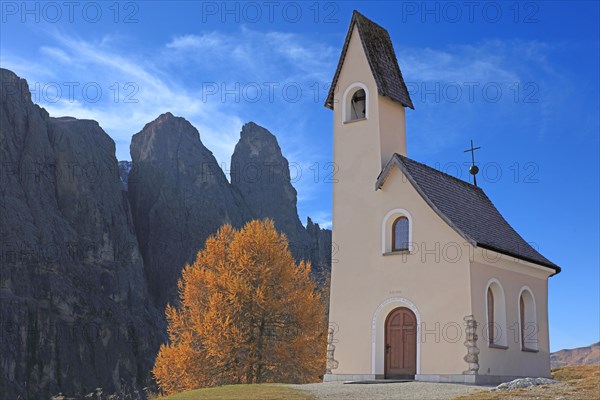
385, 307, 417, 378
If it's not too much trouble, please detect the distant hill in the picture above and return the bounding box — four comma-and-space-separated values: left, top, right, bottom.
551, 342, 600, 369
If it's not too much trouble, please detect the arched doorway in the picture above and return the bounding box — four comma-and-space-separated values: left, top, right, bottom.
384, 307, 417, 379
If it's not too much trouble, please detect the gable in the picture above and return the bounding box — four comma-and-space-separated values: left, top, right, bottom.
377, 154, 561, 274
380, 164, 468, 250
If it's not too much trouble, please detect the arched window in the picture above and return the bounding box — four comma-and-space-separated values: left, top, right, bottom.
486, 279, 508, 348
392, 217, 409, 251
382, 208, 413, 254
343, 83, 368, 122
519, 288, 538, 351
519, 296, 525, 345
350, 89, 366, 120
487, 287, 495, 343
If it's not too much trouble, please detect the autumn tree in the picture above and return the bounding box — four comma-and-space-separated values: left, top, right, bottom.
152, 219, 326, 395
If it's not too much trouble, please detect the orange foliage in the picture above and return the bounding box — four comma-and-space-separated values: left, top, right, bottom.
152, 220, 327, 395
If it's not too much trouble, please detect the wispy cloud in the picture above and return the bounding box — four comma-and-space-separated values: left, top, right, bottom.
1, 26, 338, 170
397, 39, 559, 86
163, 26, 337, 82
166, 32, 226, 50
2, 31, 243, 166
39, 46, 72, 64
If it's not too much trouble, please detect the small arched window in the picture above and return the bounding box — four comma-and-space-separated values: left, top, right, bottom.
519, 296, 525, 345
519, 288, 538, 351
487, 287, 495, 344
486, 279, 507, 348
343, 84, 368, 122
350, 89, 366, 120
382, 209, 413, 254
392, 216, 409, 251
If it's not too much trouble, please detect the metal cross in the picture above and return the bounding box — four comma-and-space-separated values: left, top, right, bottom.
464, 139, 481, 186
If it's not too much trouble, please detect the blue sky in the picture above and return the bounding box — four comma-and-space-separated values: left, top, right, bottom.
1, 1, 598, 352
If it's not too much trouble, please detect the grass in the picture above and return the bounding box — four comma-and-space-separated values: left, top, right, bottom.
158, 384, 316, 400
453, 365, 600, 400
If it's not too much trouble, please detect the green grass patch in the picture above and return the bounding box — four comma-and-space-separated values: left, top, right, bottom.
160, 384, 315, 400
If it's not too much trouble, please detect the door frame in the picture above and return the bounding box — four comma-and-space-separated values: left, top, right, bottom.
384, 306, 417, 378
372, 297, 421, 376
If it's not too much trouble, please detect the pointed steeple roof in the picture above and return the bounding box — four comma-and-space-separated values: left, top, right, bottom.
325, 10, 414, 110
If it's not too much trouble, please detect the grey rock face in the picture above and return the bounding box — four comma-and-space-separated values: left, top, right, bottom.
231, 122, 312, 260
306, 217, 332, 283
128, 112, 252, 308
230, 122, 332, 280
118, 160, 132, 190
0, 68, 164, 399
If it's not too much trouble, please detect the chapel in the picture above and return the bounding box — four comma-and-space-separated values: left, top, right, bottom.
325, 11, 560, 384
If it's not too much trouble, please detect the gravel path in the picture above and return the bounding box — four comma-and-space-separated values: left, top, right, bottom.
292, 381, 484, 400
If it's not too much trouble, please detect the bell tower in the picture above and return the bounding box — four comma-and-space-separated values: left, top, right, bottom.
325, 10, 414, 177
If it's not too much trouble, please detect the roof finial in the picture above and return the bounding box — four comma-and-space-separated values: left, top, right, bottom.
464, 139, 481, 186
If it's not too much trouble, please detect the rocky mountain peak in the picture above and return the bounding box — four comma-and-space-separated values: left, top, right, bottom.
1, 68, 40, 111
130, 112, 209, 163
241, 120, 276, 138
231, 123, 310, 261
148, 111, 192, 134
238, 121, 283, 158
128, 113, 251, 308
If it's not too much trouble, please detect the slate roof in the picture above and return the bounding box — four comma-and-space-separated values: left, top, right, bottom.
325, 10, 414, 110
376, 154, 560, 274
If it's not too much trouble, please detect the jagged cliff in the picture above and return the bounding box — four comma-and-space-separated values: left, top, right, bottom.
0, 69, 331, 399
306, 217, 332, 283
127, 112, 252, 308
230, 122, 331, 280
125, 117, 331, 307
0, 68, 164, 399
231, 123, 311, 260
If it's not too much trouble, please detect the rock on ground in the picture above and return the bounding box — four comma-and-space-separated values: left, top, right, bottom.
492, 377, 558, 391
